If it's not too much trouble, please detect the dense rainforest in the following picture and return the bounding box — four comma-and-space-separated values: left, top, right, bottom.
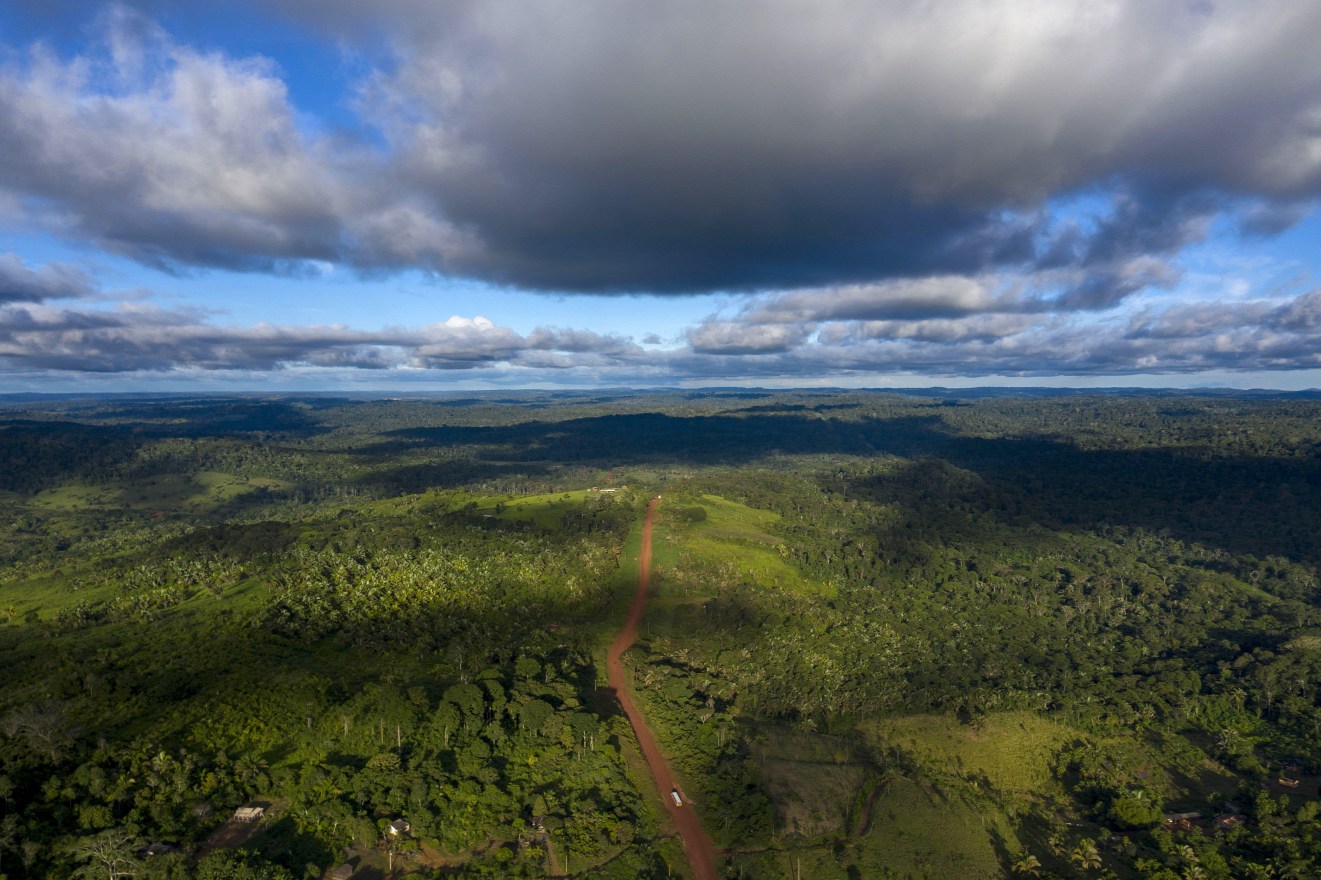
1, 389, 1320, 879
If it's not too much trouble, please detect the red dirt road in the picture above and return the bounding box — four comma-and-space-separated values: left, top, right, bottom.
607, 498, 719, 880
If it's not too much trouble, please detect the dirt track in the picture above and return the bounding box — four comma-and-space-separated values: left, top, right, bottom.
607, 498, 719, 880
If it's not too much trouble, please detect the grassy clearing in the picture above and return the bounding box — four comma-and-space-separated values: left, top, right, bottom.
864, 712, 1239, 823
754, 726, 861, 765
192, 471, 288, 505
27, 471, 288, 514
762, 759, 867, 838
0, 566, 135, 619
739, 725, 873, 840
725, 775, 1015, 880
862, 712, 1079, 809
28, 482, 123, 510
658, 494, 826, 598
476, 489, 601, 527
856, 776, 1015, 880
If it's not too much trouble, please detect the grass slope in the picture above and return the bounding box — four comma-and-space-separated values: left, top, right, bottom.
29, 471, 288, 513
658, 493, 826, 598
863, 712, 1077, 810
856, 776, 1015, 880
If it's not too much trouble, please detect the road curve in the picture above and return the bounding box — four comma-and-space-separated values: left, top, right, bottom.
607, 498, 719, 880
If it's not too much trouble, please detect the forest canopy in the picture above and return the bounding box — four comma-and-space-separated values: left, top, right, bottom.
1, 389, 1320, 879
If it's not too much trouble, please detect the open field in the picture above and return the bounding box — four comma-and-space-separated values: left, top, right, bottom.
656, 493, 826, 597
855, 776, 1016, 880
29, 471, 289, 513
863, 711, 1078, 809
475, 488, 606, 527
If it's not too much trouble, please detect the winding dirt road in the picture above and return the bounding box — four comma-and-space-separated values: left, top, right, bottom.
607, 498, 719, 880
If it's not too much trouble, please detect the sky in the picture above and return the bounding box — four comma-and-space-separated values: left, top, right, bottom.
2, 1, 1321, 392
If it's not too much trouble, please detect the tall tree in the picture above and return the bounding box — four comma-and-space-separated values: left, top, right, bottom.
69, 828, 142, 880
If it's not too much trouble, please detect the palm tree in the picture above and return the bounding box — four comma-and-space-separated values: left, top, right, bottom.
1070, 838, 1103, 872
1011, 853, 1041, 876
233, 755, 269, 794
382, 828, 405, 873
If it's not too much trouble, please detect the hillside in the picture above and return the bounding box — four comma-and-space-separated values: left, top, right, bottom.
2, 390, 1320, 879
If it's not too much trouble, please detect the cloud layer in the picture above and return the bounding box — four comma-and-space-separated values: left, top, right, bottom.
2, 3, 1321, 385
0, 253, 97, 303
0, 302, 640, 375
3, 2, 1321, 293
4, 248, 1321, 381
353, 0, 1321, 292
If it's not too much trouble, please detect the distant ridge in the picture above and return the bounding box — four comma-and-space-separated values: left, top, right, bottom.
3, 386, 1321, 405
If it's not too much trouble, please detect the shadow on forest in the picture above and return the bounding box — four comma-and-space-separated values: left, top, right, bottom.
365, 410, 1321, 568
72, 398, 334, 437
358, 459, 554, 495
367, 411, 876, 462
10, 396, 1318, 567
0, 400, 336, 493
844, 414, 1321, 570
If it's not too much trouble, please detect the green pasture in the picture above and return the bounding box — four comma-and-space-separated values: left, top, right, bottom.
476, 488, 607, 527
863, 711, 1078, 809
655, 493, 826, 598
761, 758, 867, 838
855, 776, 1016, 880
27, 471, 288, 514
725, 775, 1015, 880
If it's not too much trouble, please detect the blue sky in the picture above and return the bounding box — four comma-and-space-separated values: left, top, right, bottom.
3, 1, 1321, 391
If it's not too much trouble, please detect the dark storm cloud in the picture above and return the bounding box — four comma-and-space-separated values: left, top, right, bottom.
0, 253, 97, 303
325, 0, 1321, 291
3, 1, 1321, 295
1238, 200, 1318, 238
1047, 258, 1183, 312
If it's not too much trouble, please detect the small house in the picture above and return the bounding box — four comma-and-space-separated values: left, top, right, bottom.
233, 805, 265, 822
1161, 812, 1201, 831
1278, 776, 1301, 788
528, 815, 546, 833
1214, 814, 1248, 830
386, 818, 411, 836
327, 865, 354, 880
